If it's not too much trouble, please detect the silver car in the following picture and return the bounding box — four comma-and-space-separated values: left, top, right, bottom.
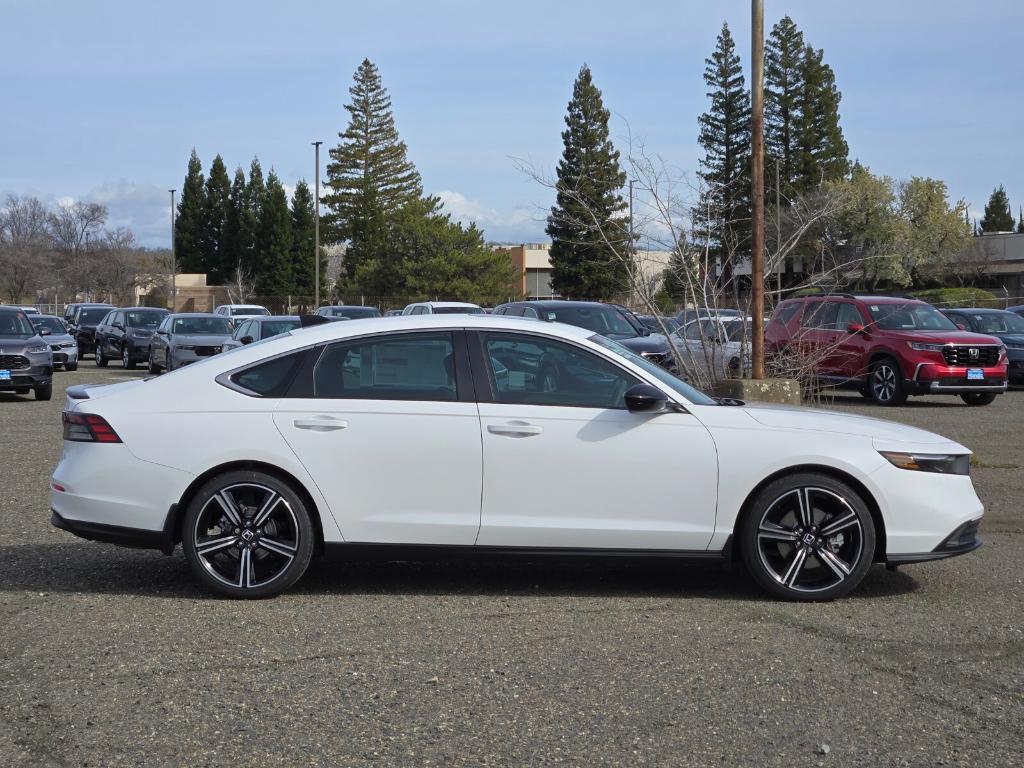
148, 313, 233, 373
0, 306, 54, 399
672, 317, 752, 381
30, 315, 79, 371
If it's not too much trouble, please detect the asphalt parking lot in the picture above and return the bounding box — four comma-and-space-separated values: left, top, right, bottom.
1, 367, 1021, 767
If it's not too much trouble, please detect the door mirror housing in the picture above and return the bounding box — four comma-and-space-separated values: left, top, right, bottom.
240, 335, 254, 345
113, 322, 124, 330
38, 327, 51, 336
846, 322, 865, 335
624, 383, 670, 413
955, 322, 967, 331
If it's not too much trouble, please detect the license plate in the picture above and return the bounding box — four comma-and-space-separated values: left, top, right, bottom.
0, 370, 10, 381
967, 368, 984, 381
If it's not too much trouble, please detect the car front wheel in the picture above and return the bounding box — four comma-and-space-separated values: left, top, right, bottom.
95, 344, 108, 368
869, 357, 906, 406
34, 381, 53, 401
181, 471, 315, 598
148, 349, 161, 374
740, 472, 876, 601
122, 344, 136, 370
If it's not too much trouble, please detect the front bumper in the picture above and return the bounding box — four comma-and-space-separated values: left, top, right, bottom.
0, 361, 52, 390
171, 345, 224, 366
887, 519, 982, 564
75, 331, 97, 354
909, 362, 1007, 394
51, 347, 79, 367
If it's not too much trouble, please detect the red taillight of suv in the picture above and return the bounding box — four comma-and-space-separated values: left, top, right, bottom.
62, 412, 122, 443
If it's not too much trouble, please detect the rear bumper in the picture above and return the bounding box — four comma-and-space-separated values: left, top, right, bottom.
50, 509, 167, 550
886, 519, 982, 564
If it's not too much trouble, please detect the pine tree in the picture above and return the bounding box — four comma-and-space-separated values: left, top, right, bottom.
201, 154, 232, 284
223, 167, 249, 279
289, 179, 323, 299
1017, 206, 1024, 234
764, 16, 805, 201
256, 170, 292, 296
175, 149, 206, 273
324, 58, 425, 278
696, 23, 751, 262
793, 45, 848, 193
545, 65, 628, 299
980, 185, 1014, 232
240, 158, 265, 279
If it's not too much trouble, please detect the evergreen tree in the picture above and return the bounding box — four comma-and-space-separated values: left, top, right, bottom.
240, 158, 264, 279
289, 179, 323, 298
696, 23, 751, 262
1017, 206, 1024, 234
764, 16, 805, 201
324, 58, 425, 278
793, 45, 848, 193
545, 64, 629, 299
175, 149, 206, 273
201, 154, 232, 284
223, 167, 249, 279
256, 170, 292, 296
979, 185, 1014, 232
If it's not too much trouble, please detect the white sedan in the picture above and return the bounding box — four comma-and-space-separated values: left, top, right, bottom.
50, 315, 983, 600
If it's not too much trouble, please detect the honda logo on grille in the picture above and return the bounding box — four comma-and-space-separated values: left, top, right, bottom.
969, 348, 979, 359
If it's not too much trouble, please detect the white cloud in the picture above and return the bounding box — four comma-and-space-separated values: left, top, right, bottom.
436, 190, 544, 243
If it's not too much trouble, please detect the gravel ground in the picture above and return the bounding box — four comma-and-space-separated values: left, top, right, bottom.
1, 367, 1021, 767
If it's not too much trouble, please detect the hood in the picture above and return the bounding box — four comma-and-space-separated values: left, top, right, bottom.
45, 333, 76, 344
743, 401, 958, 446
878, 328, 1002, 346
987, 332, 1024, 345
169, 333, 232, 345
617, 333, 671, 354
0, 333, 47, 349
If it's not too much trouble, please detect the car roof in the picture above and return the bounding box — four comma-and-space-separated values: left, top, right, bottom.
252, 315, 300, 321
325, 305, 375, 309
942, 307, 1010, 314
419, 301, 481, 308
507, 300, 613, 309
0, 305, 27, 313
168, 312, 225, 318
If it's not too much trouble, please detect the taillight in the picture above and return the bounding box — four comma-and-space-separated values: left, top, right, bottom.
62, 412, 122, 443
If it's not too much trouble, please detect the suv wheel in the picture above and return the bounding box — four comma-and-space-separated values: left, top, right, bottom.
34, 381, 53, 401
869, 357, 906, 406
148, 349, 161, 374
65, 362, 78, 372
739, 472, 876, 601
960, 392, 997, 407
95, 344, 108, 368
122, 345, 136, 370
181, 471, 315, 598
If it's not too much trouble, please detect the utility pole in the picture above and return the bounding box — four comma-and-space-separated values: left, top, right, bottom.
312, 141, 323, 308
750, 0, 766, 379
169, 189, 177, 311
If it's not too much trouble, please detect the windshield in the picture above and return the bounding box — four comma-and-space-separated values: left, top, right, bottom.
261, 319, 302, 338
31, 316, 67, 334
591, 335, 717, 405
968, 311, 1024, 334
432, 306, 484, 315
127, 310, 166, 329
541, 306, 638, 339
722, 321, 749, 342
866, 303, 958, 331
0, 311, 35, 337
231, 307, 269, 316
77, 307, 111, 324
172, 316, 232, 335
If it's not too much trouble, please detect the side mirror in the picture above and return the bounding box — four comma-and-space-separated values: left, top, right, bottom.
955, 322, 967, 331
38, 327, 51, 336
113, 322, 124, 330
847, 323, 865, 335
624, 383, 670, 413
240, 335, 254, 345
638, 325, 651, 337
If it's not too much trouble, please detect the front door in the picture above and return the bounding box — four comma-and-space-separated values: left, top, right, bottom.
472, 331, 719, 551
273, 330, 482, 545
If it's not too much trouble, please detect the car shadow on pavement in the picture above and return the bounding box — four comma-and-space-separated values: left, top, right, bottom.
0, 541, 921, 601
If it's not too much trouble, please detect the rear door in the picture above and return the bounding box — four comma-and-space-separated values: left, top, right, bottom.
273, 330, 483, 545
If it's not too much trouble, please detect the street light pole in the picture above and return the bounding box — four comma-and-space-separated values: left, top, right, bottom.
169, 189, 177, 311
312, 141, 323, 308
750, 0, 766, 379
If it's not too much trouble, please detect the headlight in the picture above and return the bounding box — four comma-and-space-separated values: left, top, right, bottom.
60, 341, 77, 349
26, 344, 49, 353
879, 451, 970, 475
908, 342, 946, 352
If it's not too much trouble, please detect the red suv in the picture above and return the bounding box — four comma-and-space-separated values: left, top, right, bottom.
766, 294, 1008, 406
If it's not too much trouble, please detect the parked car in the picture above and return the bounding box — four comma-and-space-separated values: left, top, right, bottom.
93, 307, 169, 369
213, 305, 270, 326
314, 305, 382, 320
148, 313, 233, 373
673, 317, 752, 379
19, 306, 40, 315
384, 309, 404, 317
766, 294, 1008, 406
677, 307, 742, 324
638, 315, 680, 335
493, 300, 678, 373
1006, 304, 1024, 319
942, 307, 1024, 385
30, 315, 79, 371
402, 301, 484, 315
51, 313, 984, 600
67, 303, 114, 357
223, 316, 302, 352
0, 305, 53, 399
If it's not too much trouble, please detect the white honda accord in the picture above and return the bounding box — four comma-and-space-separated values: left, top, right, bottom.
50, 314, 983, 600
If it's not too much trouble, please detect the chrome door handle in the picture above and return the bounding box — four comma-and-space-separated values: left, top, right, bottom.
293, 417, 348, 432
487, 422, 542, 437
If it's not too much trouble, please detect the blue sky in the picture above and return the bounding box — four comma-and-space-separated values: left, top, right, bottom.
3, 0, 1022, 247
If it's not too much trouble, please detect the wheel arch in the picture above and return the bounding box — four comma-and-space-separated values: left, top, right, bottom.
168, 460, 326, 555
729, 463, 886, 563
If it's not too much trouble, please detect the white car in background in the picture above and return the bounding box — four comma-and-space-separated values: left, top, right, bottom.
50, 315, 983, 600
673, 316, 753, 380
401, 301, 484, 315
213, 304, 270, 326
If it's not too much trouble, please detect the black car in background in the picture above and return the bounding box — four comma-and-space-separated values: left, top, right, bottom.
67, 303, 113, 357
314, 305, 382, 320
637, 314, 681, 335
942, 307, 1024, 384
93, 307, 169, 369
222, 315, 302, 351
492, 300, 678, 373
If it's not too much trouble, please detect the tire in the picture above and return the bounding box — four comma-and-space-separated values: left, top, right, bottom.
122, 345, 136, 370
960, 392, 997, 407
65, 362, 78, 372
868, 357, 906, 406
181, 470, 315, 599
34, 381, 53, 401
739, 472, 876, 601
166, 353, 175, 373
148, 349, 161, 374
95, 344, 108, 368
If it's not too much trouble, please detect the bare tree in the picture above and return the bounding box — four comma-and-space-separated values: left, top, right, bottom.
48, 200, 107, 297
226, 264, 256, 304
90, 228, 150, 305
0, 194, 53, 303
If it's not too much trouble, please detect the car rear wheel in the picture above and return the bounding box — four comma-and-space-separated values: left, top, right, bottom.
34, 381, 52, 401
95, 344, 108, 368
148, 349, 161, 374
740, 472, 876, 601
182, 471, 315, 598
122, 345, 136, 370
960, 392, 997, 406
869, 357, 906, 406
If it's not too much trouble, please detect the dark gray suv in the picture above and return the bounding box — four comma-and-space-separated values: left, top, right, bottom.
0, 306, 54, 400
